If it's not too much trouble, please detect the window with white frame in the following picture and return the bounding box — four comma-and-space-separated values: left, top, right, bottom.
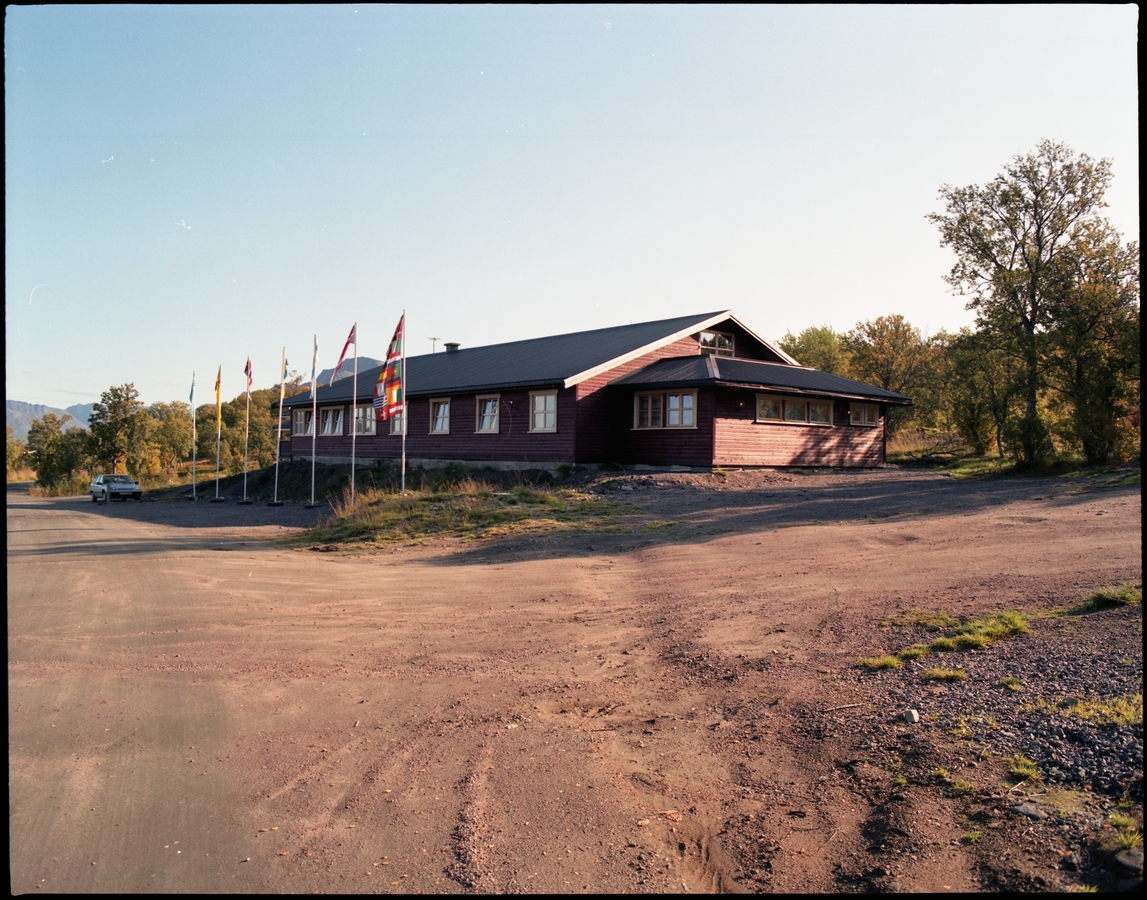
430, 399, 450, 434
319, 407, 343, 436
476, 396, 499, 433
354, 405, 376, 435
635, 391, 697, 428
757, 394, 832, 426
294, 409, 314, 436
850, 403, 879, 426
529, 391, 557, 432
698, 330, 734, 357
388, 412, 405, 435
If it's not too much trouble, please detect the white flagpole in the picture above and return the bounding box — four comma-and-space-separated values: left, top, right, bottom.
401, 309, 407, 495
242, 360, 251, 503
310, 334, 318, 507
190, 372, 197, 501
350, 323, 358, 505
272, 347, 286, 505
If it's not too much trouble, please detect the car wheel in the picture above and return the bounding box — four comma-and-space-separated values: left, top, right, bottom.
91, 492, 98, 503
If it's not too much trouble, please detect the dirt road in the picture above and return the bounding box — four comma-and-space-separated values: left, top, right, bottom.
7, 468, 1141, 893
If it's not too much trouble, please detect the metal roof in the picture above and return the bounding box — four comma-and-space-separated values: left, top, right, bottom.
281, 310, 794, 409
611, 356, 912, 404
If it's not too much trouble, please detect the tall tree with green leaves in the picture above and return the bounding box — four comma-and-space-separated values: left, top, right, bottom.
777, 325, 852, 376
1043, 220, 1140, 463
7, 425, 28, 474
147, 401, 195, 477
88, 384, 148, 474
26, 414, 91, 487
929, 140, 1115, 465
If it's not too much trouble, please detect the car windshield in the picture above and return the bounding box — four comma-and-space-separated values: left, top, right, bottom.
106, 475, 134, 483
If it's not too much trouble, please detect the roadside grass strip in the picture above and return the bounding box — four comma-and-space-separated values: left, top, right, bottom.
303, 482, 636, 545
1024, 692, 1142, 727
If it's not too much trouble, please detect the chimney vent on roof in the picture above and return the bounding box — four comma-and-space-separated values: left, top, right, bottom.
444, 342, 460, 353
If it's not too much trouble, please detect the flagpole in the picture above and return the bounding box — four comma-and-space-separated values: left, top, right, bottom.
350, 323, 358, 505
190, 372, 197, 501
213, 365, 224, 502
271, 347, 286, 506
401, 309, 407, 495
309, 334, 318, 508
241, 359, 251, 504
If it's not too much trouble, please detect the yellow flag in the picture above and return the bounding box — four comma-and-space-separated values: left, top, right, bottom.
215, 365, 222, 430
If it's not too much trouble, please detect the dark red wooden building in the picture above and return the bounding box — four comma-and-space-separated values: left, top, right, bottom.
276, 311, 910, 470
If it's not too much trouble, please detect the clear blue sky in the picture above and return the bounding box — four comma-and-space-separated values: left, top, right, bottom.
5, 5, 1139, 409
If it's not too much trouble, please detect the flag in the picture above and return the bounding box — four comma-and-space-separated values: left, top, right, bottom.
373, 314, 405, 422
333, 324, 356, 382
214, 366, 222, 429
244, 357, 252, 396
283, 355, 289, 379
310, 335, 319, 389
189, 372, 195, 414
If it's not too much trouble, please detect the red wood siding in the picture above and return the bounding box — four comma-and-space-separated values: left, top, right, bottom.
573, 336, 700, 462
288, 388, 577, 463
712, 390, 885, 467
613, 388, 716, 467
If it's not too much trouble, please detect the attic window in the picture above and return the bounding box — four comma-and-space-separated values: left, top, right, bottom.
698, 331, 734, 357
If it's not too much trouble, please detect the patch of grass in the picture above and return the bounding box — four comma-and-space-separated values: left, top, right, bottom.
1076, 884, 1098, 893
932, 766, 950, 780
1117, 829, 1143, 850
949, 779, 975, 796
1009, 753, 1039, 781
856, 655, 901, 670
892, 774, 907, 788
884, 608, 960, 630
961, 831, 982, 844
896, 645, 931, 661
304, 481, 634, 546
922, 667, 967, 682
998, 676, 1023, 692
1026, 692, 1143, 726
1108, 812, 1138, 830
1084, 581, 1142, 609
950, 716, 974, 738
930, 636, 958, 651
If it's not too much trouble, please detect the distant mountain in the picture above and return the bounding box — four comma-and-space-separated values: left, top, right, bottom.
312, 357, 384, 389
6, 401, 89, 440
66, 402, 96, 424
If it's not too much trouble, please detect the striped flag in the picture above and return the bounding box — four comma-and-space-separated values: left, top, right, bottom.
244, 357, 252, 396
333, 324, 356, 382
373, 314, 405, 422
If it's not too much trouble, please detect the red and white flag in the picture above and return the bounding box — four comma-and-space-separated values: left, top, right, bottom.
333, 324, 357, 383
373, 315, 405, 422
244, 357, 253, 396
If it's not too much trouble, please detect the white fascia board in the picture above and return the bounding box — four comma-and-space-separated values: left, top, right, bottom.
563, 311, 736, 389
724, 312, 802, 367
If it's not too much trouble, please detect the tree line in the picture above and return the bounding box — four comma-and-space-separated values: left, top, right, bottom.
10, 377, 309, 490
781, 141, 1139, 466
9, 141, 1138, 486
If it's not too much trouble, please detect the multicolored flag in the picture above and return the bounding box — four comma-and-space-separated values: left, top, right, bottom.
333, 324, 356, 383
214, 366, 222, 429
189, 372, 195, 415
373, 314, 405, 422
244, 357, 253, 396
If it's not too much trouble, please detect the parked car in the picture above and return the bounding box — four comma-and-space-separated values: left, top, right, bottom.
90, 474, 143, 502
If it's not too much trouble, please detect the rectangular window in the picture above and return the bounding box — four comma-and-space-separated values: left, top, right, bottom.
294, 409, 314, 436
757, 396, 783, 422
784, 400, 808, 423
477, 396, 499, 433
851, 403, 879, 426
698, 330, 734, 357
757, 394, 832, 426
636, 393, 663, 429
354, 405, 376, 435
635, 392, 696, 428
320, 407, 344, 436
430, 399, 451, 434
665, 392, 695, 427
529, 391, 557, 432
388, 412, 405, 436
808, 400, 832, 425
